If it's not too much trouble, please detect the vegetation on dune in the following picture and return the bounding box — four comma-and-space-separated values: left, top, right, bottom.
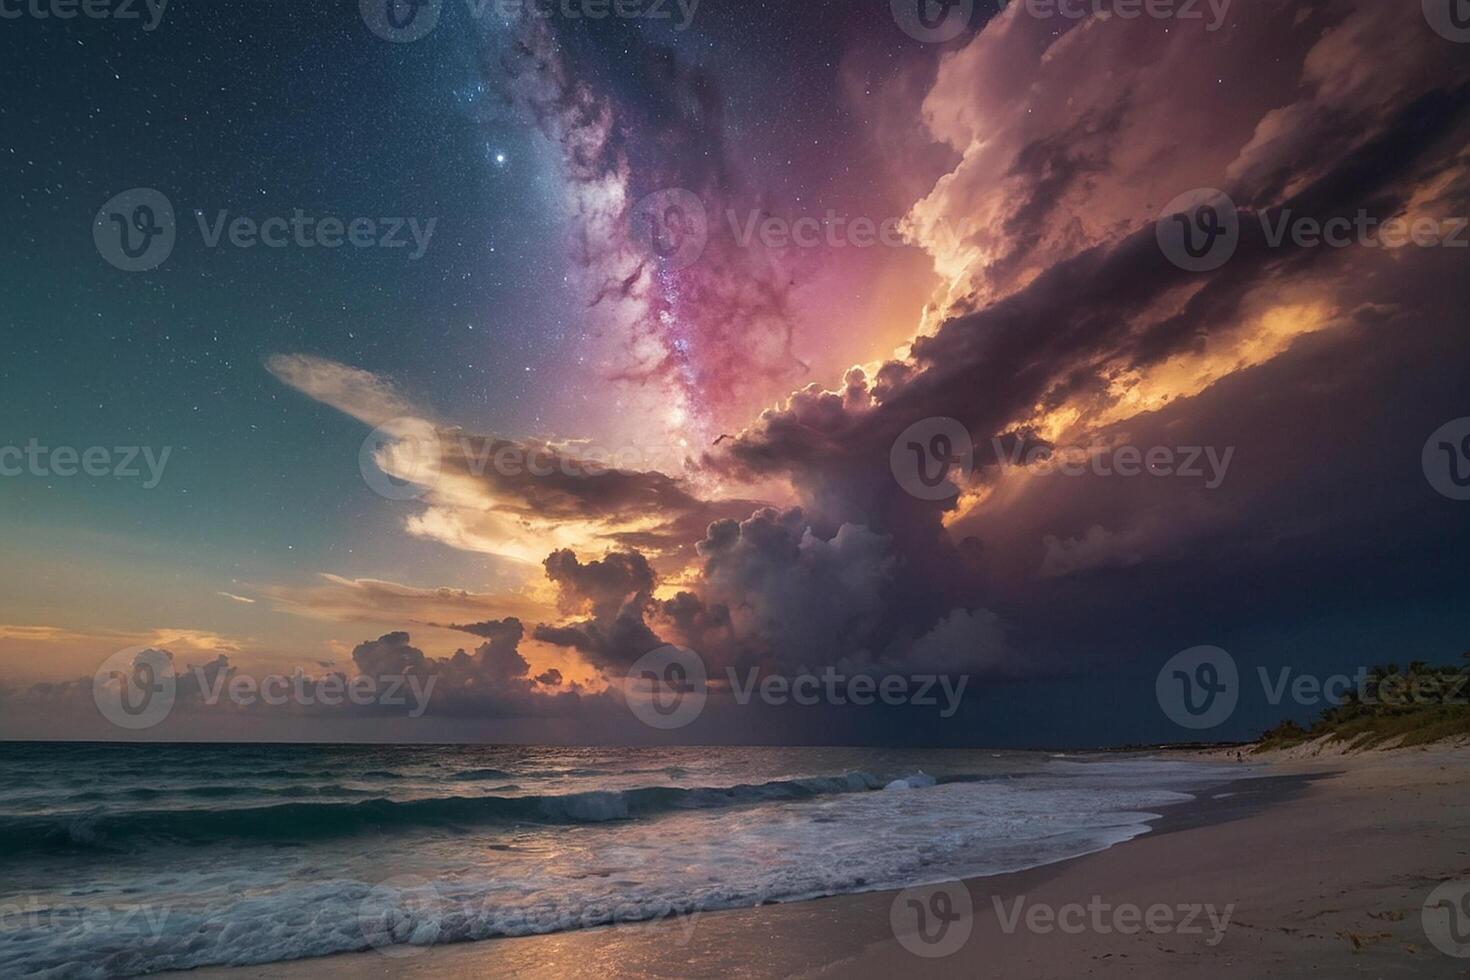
1255, 654, 1470, 753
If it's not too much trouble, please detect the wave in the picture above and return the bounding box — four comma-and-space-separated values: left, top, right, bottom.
55, 784, 381, 804
443, 765, 691, 780
0, 770, 956, 859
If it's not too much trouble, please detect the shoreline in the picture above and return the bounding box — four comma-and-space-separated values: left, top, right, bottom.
159, 741, 1470, 979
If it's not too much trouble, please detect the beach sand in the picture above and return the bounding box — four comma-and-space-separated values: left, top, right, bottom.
165, 741, 1470, 979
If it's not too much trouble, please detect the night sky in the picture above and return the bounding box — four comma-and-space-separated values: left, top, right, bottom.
2, 0, 1469, 746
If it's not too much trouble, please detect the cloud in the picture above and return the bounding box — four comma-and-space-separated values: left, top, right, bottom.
4, 621, 606, 732
532, 549, 665, 669
524, 505, 1015, 680
190, 3, 1470, 743
347, 624, 587, 716
543, 549, 656, 621
260, 574, 546, 628
0, 625, 88, 643
691, 508, 896, 669
710, 11, 1470, 543
265, 353, 424, 426
891, 608, 1016, 677
267, 354, 770, 570
1038, 524, 1146, 579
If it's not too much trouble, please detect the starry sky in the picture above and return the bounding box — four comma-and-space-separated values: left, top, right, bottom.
2, 0, 1469, 746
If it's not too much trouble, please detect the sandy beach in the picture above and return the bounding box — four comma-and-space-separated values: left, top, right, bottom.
160, 740, 1470, 980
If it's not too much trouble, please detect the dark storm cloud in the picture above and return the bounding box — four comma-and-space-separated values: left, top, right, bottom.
712, 77, 1470, 533
679, 2, 1470, 724
525, 506, 1014, 681
348, 623, 604, 717
532, 549, 665, 668
685, 507, 1012, 675
692, 507, 894, 665
543, 549, 656, 618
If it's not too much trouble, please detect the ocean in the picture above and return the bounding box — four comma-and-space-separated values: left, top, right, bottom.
0, 742, 1248, 977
